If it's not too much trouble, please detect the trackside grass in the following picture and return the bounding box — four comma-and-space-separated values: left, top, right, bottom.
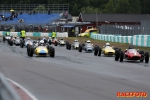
58, 37, 150, 53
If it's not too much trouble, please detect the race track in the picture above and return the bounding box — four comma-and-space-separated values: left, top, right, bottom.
0, 40, 150, 100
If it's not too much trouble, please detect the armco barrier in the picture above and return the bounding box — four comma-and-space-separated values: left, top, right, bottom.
91, 33, 150, 47
0, 31, 68, 37
0, 73, 20, 100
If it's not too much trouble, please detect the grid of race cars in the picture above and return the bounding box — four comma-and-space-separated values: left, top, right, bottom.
2, 35, 149, 63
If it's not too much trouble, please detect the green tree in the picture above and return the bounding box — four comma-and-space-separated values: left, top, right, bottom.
140, 0, 150, 14
129, 0, 141, 13
115, 0, 130, 13
104, 0, 115, 13
81, 6, 102, 13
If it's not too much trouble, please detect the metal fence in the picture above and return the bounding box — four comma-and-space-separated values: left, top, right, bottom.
140, 19, 150, 35
100, 19, 150, 36
0, 4, 69, 14
100, 25, 141, 36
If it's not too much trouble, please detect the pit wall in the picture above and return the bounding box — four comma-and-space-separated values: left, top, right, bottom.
0, 31, 68, 37
90, 33, 150, 47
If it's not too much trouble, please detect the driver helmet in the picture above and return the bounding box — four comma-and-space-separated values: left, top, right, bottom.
39, 40, 45, 46
106, 43, 110, 46
74, 40, 78, 42
49, 37, 52, 39
86, 40, 91, 43
27, 37, 30, 40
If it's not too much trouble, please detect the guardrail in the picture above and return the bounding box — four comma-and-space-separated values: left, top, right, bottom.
0, 73, 20, 100
90, 33, 150, 47
0, 31, 68, 37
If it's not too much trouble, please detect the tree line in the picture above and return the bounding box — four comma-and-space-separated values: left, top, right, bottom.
1, 0, 150, 16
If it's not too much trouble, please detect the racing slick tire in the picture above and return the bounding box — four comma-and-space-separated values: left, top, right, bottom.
20, 40, 24, 48
66, 41, 69, 49
3, 37, 5, 42
68, 44, 71, 50
78, 44, 82, 52
49, 47, 55, 57
115, 49, 120, 61
94, 46, 99, 56
27, 44, 30, 56
120, 51, 124, 62
98, 47, 102, 56
139, 51, 144, 62
49, 40, 51, 45
44, 39, 47, 44
29, 46, 34, 57
54, 41, 58, 46
145, 52, 149, 63
9, 40, 13, 46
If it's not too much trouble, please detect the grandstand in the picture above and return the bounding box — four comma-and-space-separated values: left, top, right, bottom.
0, 13, 62, 25
0, 4, 69, 32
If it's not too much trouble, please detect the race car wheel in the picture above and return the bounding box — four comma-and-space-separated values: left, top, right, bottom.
120, 51, 124, 62
3, 37, 5, 42
29, 46, 34, 57
78, 44, 82, 52
7, 39, 10, 44
115, 49, 120, 61
54, 41, 58, 46
66, 43, 68, 49
94, 46, 98, 56
49, 40, 51, 45
68, 44, 71, 50
98, 47, 102, 56
20, 40, 24, 48
139, 51, 144, 62
44, 39, 47, 44
49, 47, 55, 57
27, 44, 30, 56
9, 40, 13, 46
145, 52, 149, 63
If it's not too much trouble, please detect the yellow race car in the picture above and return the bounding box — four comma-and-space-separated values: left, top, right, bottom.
102, 46, 115, 55
78, 28, 98, 37
94, 46, 117, 56
27, 44, 55, 57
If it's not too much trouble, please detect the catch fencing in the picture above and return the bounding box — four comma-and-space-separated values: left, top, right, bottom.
100, 25, 141, 36
0, 4, 69, 14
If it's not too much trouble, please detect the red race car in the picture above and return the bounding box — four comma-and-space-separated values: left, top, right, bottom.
115, 49, 149, 63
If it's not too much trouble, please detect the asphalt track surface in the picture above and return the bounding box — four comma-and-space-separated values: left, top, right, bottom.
0, 40, 150, 100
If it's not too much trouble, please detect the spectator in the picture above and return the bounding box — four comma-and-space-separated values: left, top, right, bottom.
20, 11, 22, 15
20, 29, 26, 41
47, 9, 50, 15
33, 10, 36, 14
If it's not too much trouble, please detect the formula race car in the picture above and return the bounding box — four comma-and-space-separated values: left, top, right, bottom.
3, 35, 11, 43
13, 37, 21, 45
78, 40, 94, 52
20, 38, 34, 48
66, 40, 79, 50
27, 41, 55, 57
48, 37, 58, 46
56, 38, 66, 46
94, 46, 120, 56
115, 49, 149, 63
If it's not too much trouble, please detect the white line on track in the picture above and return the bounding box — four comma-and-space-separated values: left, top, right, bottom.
7, 78, 38, 100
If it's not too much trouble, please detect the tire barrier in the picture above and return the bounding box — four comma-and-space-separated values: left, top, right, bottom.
91, 33, 150, 47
